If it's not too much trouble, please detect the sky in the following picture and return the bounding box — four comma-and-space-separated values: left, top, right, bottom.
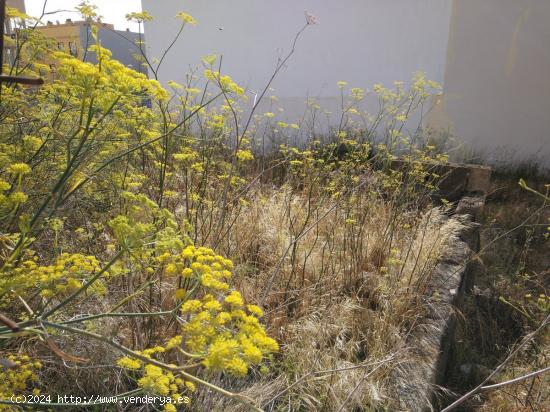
24, 0, 143, 31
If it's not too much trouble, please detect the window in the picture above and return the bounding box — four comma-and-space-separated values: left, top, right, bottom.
57, 42, 64, 50
69, 42, 78, 56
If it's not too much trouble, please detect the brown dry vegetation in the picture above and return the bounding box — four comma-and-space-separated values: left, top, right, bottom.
189, 183, 468, 410
444, 173, 549, 412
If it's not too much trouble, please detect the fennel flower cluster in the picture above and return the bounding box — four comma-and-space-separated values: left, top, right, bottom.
117, 247, 278, 400
180, 283, 279, 377
0, 354, 42, 409
204, 69, 245, 96
158, 245, 234, 292
118, 346, 192, 412
3, 253, 104, 299
52, 44, 167, 106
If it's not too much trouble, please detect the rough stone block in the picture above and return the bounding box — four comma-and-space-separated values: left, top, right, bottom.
456, 195, 486, 222
465, 165, 492, 194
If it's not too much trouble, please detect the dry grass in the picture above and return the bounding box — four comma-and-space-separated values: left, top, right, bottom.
193, 185, 467, 410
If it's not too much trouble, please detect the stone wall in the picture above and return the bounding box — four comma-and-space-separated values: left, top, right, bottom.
393, 164, 489, 411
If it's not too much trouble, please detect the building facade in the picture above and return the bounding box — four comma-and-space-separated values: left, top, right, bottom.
36, 19, 87, 61
35, 20, 147, 76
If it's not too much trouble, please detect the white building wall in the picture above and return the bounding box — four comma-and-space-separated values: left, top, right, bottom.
142, 0, 453, 126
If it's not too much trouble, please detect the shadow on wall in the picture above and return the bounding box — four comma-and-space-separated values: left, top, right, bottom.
426, 0, 550, 168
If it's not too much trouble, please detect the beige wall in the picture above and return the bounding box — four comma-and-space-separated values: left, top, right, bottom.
428, 0, 550, 167
36, 23, 81, 53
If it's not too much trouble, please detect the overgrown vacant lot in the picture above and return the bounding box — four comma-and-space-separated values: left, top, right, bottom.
1, 5, 548, 412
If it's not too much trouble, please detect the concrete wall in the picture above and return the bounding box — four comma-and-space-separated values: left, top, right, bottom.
33, 22, 147, 80
142, 0, 550, 167
82, 26, 148, 76
142, 0, 453, 125
428, 0, 550, 167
